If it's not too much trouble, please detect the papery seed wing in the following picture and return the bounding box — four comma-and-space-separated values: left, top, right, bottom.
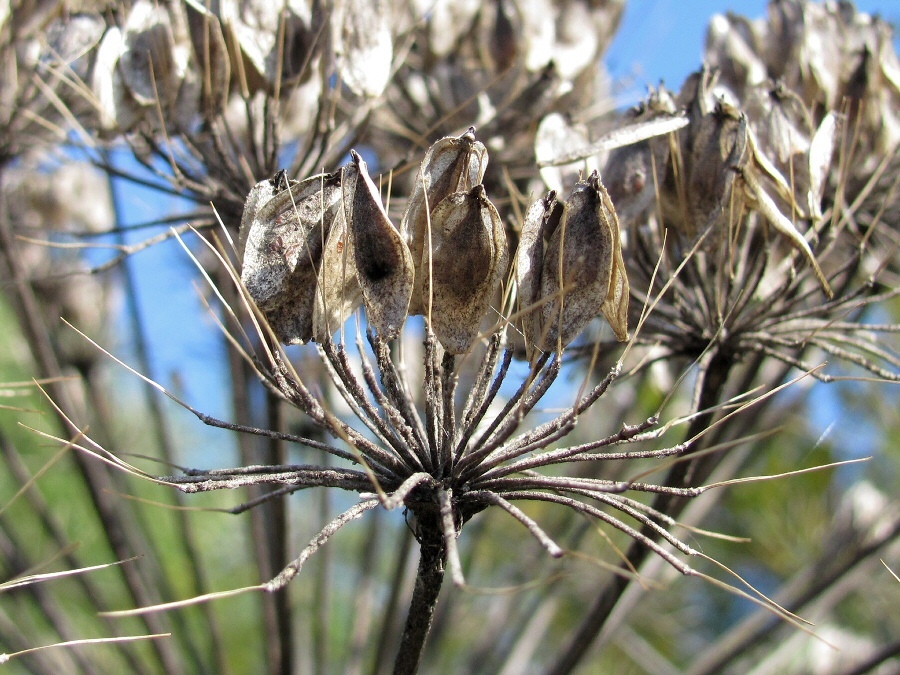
313, 188, 362, 343
597, 183, 630, 342
741, 166, 833, 298
345, 151, 414, 340
428, 185, 508, 355
807, 111, 840, 219
539, 114, 688, 168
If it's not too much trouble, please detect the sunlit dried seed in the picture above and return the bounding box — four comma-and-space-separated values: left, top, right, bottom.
426, 184, 508, 355
184, 0, 231, 115
332, 0, 393, 98
517, 191, 562, 358
344, 150, 414, 340
401, 127, 488, 315
807, 111, 841, 218
240, 171, 342, 344
120, 1, 185, 110
539, 171, 627, 351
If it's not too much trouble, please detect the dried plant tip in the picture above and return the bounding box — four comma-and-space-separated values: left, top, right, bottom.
402, 128, 489, 315
426, 184, 508, 355
539, 171, 629, 351
240, 171, 342, 344
344, 151, 414, 340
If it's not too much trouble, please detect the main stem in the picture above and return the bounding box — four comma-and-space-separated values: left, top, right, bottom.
393, 517, 446, 675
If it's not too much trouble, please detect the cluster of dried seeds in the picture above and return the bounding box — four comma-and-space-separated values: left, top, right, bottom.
240, 127, 629, 357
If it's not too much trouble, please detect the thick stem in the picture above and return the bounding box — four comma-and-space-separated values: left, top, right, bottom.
393, 518, 446, 675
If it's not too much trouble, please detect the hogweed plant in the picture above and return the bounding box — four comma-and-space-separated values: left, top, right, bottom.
0, 1, 898, 674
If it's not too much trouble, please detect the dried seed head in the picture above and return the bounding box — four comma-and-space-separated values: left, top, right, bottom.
530, 171, 629, 352
425, 184, 508, 355
344, 150, 414, 340
240, 171, 342, 344
401, 127, 488, 316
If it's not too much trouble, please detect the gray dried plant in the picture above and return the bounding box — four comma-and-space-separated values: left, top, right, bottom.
0, 1, 897, 675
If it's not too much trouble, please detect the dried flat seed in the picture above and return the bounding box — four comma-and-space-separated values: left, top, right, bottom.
345, 151, 414, 340
427, 185, 508, 355
401, 127, 488, 315
333, 0, 393, 98
540, 172, 616, 351
241, 171, 342, 344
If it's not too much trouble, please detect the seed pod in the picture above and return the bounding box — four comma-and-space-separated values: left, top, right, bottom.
183, 0, 231, 117
240, 171, 342, 344
401, 128, 488, 315
344, 150, 414, 340
686, 100, 749, 239
426, 185, 508, 355
603, 86, 678, 230
517, 191, 562, 358
539, 171, 629, 351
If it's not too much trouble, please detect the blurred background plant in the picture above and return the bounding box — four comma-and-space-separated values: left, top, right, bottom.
0, 0, 898, 673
